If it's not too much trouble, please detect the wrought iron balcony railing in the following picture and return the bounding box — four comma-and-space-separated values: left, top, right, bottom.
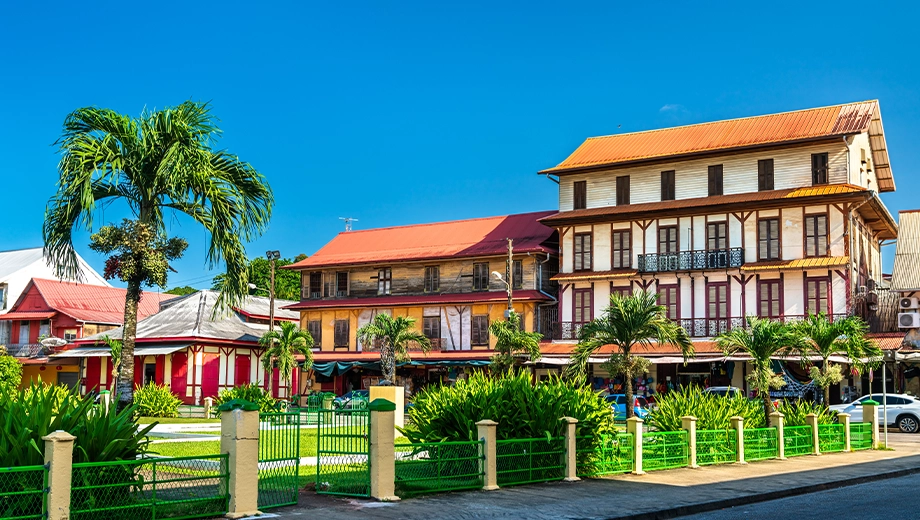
7, 343, 45, 358
637, 247, 744, 273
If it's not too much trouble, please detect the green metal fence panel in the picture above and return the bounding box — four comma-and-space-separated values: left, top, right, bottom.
743, 427, 778, 461
818, 424, 846, 453
642, 431, 688, 471
575, 433, 633, 477
784, 425, 813, 457
316, 409, 370, 497
495, 437, 565, 486
70, 455, 229, 520
394, 441, 484, 497
175, 405, 213, 420
258, 412, 301, 509
0, 464, 47, 520
850, 422, 873, 450
696, 429, 737, 466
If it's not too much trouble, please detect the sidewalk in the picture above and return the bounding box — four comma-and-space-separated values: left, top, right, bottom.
263, 434, 920, 520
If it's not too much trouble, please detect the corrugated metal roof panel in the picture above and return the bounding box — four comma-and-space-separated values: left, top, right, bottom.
891, 211, 920, 291
27, 279, 173, 325
551, 270, 637, 281
741, 257, 850, 272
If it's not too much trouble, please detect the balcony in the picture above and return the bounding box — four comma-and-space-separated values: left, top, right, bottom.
637, 248, 744, 273
7, 343, 45, 358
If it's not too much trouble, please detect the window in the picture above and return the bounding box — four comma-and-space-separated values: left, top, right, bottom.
758, 218, 780, 260
707, 283, 729, 336
573, 181, 587, 210
18, 321, 29, 344
144, 363, 156, 385
707, 222, 727, 250
39, 320, 50, 337
472, 262, 489, 291
573, 233, 592, 271
333, 320, 350, 348
63, 329, 77, 342
658, 285, 679, 320
512, 260, 523, 290
377, 268, 392, 295
307, 320, 322, 345
658, 226, 678, 254
758, 280, 782, 318
611, 230, 631, 269
423, 316, 440, 341
616, 176, 630, 205
708, 165, 723, 196
0, 285, 6, 310
812, 153, 829, 185
335, 272, 348, 296
661, 170, 675, 201
471, 315, 489, 346
804, 214, 828, 257
424, 266, 440, 292
806, 277, 829, 315
758, 159, 774, 191
309, 272, 322, 299
611, 286, 631, 297
573, 288, 593, 324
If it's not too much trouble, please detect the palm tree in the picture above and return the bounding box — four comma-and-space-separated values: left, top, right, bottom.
716, 317, 806, 425
489, 311, 543, 373
793, 314, 882, 405
259, 321, 315, 399
566, 292, 693, 419
44, 102, 273, 406
357, 314, 431, 384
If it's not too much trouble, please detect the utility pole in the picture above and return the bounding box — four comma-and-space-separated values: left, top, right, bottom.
505, 238, 514, 318
266, 250, 281, 332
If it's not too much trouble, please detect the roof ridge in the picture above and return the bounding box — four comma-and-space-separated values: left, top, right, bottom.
0, 246, 43, 254
327, 210, 557, 235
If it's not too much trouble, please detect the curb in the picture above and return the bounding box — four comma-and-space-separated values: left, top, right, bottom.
608, 465, 920, 520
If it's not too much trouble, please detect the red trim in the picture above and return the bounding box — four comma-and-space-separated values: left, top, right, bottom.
283, 290, 549, 311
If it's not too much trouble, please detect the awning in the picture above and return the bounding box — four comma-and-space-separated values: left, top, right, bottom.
52, 344, 190, 358
308, 359, 492, 377
534, 354, 853, 365
0, 311, 57, 320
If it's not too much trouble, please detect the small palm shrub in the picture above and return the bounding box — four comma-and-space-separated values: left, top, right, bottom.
132, 383, 182, 418
0, 355, 22, 394
214, 383, 278, 414
779, 399, 838, 426
23, 383, 72, 414
647, 386, 765, 431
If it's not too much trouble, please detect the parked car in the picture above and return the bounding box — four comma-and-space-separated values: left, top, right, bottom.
830, 393, 920, 433
333, 390, 370, 410
605, 394, 649, 420
703, 386, 743, 398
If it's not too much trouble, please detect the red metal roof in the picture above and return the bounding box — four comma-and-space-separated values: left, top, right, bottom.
286, 211, 558, 269
284, 290, 550, 310
18, 279, 174, 325
0, 311, 57, 321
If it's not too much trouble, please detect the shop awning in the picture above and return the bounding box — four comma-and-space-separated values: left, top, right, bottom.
0, 311, 57, 320
308, 359, 492, 377
534, 354, 853, 365
51, 344, 190, 358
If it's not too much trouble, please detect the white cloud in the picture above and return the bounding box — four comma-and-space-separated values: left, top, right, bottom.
659, 104, 685, 113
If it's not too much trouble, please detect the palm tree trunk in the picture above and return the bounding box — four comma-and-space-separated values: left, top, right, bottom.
624, 360, 634, 420
265, 359, 273, 396
116, 279, 141, 408
823, 369, 831, 405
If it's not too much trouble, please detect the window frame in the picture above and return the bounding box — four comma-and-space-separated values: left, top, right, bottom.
706, 281, 730, 320
335, 272, 348, 297
805, 276, 830, 316
708, 164, 724, 196
758, 159, 774, 191
658, 225, 678, 254
573, 180, 587, 210
616, 176, 630, 205
309, 272, 322, 299
804, 213, 829, 258
472, 262, 490, 291
706, 221, 728, 251
377, 268, 392, 295
307, 320, 322, 346
611, 229, 632, 269
422, 316, 441, 341
573, 232, 593, 272
512, 260, 523, 290
333, 319, 350, 349
757, 217, 781, 260
757, 279, 783, 319
661, 170, 676, 201
657, 284, 680, 321
471, 315, 490, 346
812, 153, 829, 185
572, 287, 593, 325
424, 266, 440, 293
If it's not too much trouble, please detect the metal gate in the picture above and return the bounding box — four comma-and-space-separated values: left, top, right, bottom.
316, 408, 370, 497
258, 411, 301, 509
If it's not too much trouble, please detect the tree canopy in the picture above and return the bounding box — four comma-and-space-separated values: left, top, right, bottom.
212, 254, 306, 301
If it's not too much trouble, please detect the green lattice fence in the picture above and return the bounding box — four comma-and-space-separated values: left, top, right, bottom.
70, 455, 229, 520
575, 433, 633, 477
743, 427, 778, 461
818, 424, 846, 453
0, 464, 46, 520
696, 429, 737, 466
259, 412, 301, 509
316, 409, 370, 497
495, 437, 565, 486
394, 441, 484, 497
784, 425, 814, 457
642, 431, 688, 471
850, 422, 873, 450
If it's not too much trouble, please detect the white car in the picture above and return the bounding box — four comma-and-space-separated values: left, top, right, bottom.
829, 394, 920, 433
703, 386, 743, 398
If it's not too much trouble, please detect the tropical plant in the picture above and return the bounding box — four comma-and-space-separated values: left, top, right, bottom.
489, 311, 543, 373
566, 292, 693, 419
99, 335, 123, 384
716, 317, 806, 426
357, 313, 431, 384
132, 383, 182, 417
44, 101, 273, 407
259, 321, 314, 396
778, 399, 839, 426
0, 355, 22, 394
23, 383, 73, 414
164, 285, 198, 296
647, 386, 765, 431
213, 383, 278, 414
212, 254, 307, 301
400, 369, 614, 442
793, 314, 881, 404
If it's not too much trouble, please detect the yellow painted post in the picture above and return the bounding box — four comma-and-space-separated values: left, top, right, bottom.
43, 430, 76, 520
220, 403, 261, 518
370, 386, 405, 430
839, 413, 852, 452
863, 400, 880, 449
476, 420, 499, 490
731, 416, 746, 464
203, 397, 213, 419
681, 416, 698, 468
806, 413, 821, 455
369, 398, 399, 501
626, 417, 644, 475
771, 411, 786, 460
561, 417, 580, 481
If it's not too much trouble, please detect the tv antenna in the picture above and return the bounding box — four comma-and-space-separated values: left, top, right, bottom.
339, 217, 358, 231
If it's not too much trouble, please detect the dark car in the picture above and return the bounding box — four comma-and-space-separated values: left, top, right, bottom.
333, 390, 370, 410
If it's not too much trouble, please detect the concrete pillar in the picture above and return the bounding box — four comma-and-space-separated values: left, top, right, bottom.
476, 420, 499, 490
731, 416, 746, 464
839, 413, 852, 452
370, 386, 405, 429
203, 396, 213, 418
770, 411, 786, 460
805, 413, 821, 455
561, 417, 580, 481
863, 400, 880, 449
221, 407, 261, 518
43, 430, 76, 520
681, 416, 698, 469
626, 417, 644, 475
368, 398, 399, 501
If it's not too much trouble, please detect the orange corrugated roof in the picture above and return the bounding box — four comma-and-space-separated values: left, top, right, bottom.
542, 101, 879, 174
741, 256, 850, 272
288, 211, 558, 269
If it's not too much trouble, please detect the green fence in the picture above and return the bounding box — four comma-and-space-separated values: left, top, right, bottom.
642, 431, 688, 471
784, 425, 814, 457
818, 424, 846, 453
850, 422, 873, 450
394, 441, 484, 497
316, 409, 371, 497
259, 412, 301, 509
495, 437, 565, 486
575, 433, 633, 477
70, 455, 229, 520
696, 429, 737, 466
0, 464, 47, 520
176, 405, 214, 419
743, 427, 778, 461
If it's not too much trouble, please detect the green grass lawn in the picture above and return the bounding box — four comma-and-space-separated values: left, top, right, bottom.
147, 427, 371, 458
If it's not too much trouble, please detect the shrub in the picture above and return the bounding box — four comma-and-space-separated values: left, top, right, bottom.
647, 386, 765, 431
24, 383, 72, 414
400, 369, 614, 442
213, 383, 278, 414
133, 383, 182, 418
0, 355, 22, 394
779, 399, 838, 426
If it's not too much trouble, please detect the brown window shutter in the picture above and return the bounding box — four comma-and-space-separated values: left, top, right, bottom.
758, 159, 774, 191
573, 181, 587, 210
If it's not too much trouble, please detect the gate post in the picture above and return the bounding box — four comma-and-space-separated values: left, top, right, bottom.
43, 430, 76, 520
839, 413, 852, 452
626, 417, 644, 475
681, 416, 698, 468
863, 400, 879, 449
806, 413, 821, 455
731, 416, 746, 464
771, 411, 786, 460
369, 398, 399, 501
561, 417, 580, 481
476, 420, 499, 490
219, 400, 261, 518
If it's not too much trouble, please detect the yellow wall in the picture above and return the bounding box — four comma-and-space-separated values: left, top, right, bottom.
20, 364, 80, 388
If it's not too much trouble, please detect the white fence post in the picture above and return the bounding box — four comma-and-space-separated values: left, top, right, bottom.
627, 417, 644, 475
476, 420, 499, 490
561, 417, 580, 481
681, 416, 698, 469
43, 430, 76, 520
220, 403, 261, 517
731, 416, 746, 464
771, 411, 786, 460
806, 413, 821, 455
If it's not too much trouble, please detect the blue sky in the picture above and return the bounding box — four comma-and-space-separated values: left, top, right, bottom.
1, 1, 917, 289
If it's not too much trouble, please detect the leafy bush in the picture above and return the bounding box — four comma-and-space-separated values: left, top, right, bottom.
647, 386, 765, 431
24, 383, 72, 414
132, 383, 182, 418
213, 383, 278, 414
400, 369, 614, 442
0, 355, 22, 394
779, 399, 838, 426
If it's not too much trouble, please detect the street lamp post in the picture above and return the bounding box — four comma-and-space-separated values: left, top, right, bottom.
266, 250, 281, 332
492, 238, 514, 319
